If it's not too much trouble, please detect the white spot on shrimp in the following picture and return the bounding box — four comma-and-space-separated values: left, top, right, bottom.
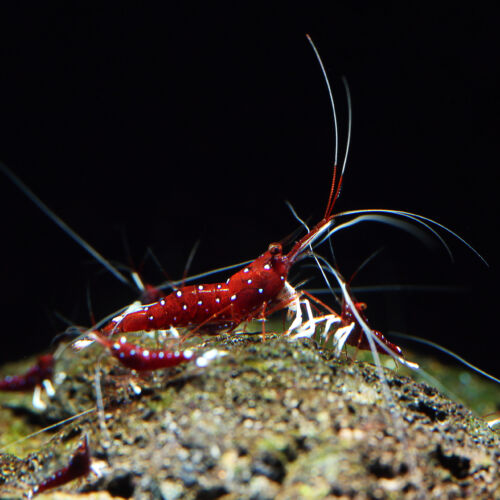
280, 276, 285, 281
247, 279, 252, 284
176, 290, 182, 297
243, 267, 249, 273
258, 288, 264, 294
148, 315, 154, 321
184, 349, 194, 359
198, 285, 204, 290
226, 279, 230, 284
130, 349, 136, 356
230, 295, 237, 301
120, 336, 127, 344
173, 316, 177, 322
142, 350, 150, 358
264, 264, 271, 270
159, 352, 165, 359
113, 343, 120, 350
197, 300, 203, 306
160, 299, 166, 306
215, 297, 221, 303
182, 304, 188, 310
217, 284, 222, 289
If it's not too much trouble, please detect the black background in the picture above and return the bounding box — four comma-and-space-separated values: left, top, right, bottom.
1, 5, 498, 378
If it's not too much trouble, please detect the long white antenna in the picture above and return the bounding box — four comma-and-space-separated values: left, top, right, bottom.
340, 76, 352, 179
306, 35, 339, 169
0, 161, 131, 285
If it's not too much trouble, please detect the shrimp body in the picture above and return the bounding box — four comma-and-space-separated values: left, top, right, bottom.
0, 354, 54, 392
102, 242, 292, 335
28, 436, 91, 497
342, 299, 404, 357
91, 333, 194, 371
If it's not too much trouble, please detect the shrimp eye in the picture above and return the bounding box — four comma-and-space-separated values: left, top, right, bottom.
357, 302, 367, 311
268, 243, 281, 255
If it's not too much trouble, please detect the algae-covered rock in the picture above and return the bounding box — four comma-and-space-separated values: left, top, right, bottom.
0, 335, 499, 499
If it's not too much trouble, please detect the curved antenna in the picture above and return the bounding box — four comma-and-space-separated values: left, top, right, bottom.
330, 76, 353, 208
305, 35, 339, 219
389, 331, 500, 385
348, 247, 385, 285
0, 161, 131, 286
318, 213, 439, 255
285, 200, 310, 233
306, 34, 338, 169
333, 209, 488, 266
340, 76, 352, 179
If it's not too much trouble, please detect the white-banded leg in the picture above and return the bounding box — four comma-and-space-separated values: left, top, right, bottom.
31, 378, 57, 411
32, 385, 46, 411
331, 323, 356, 356
290, 309, 342, 340
281, 281, 343, 340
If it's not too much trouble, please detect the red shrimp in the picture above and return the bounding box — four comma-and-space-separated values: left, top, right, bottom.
0, 354, 56, 409
0, 354, 54, 392
27, 435, 92, 498
323, 264, 419, 369
90, 332, 195, 371
100, 226, 337, 338
341, 294, 404, 358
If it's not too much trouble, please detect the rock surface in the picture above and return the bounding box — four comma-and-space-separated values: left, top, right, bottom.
0, 335, 499, 499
